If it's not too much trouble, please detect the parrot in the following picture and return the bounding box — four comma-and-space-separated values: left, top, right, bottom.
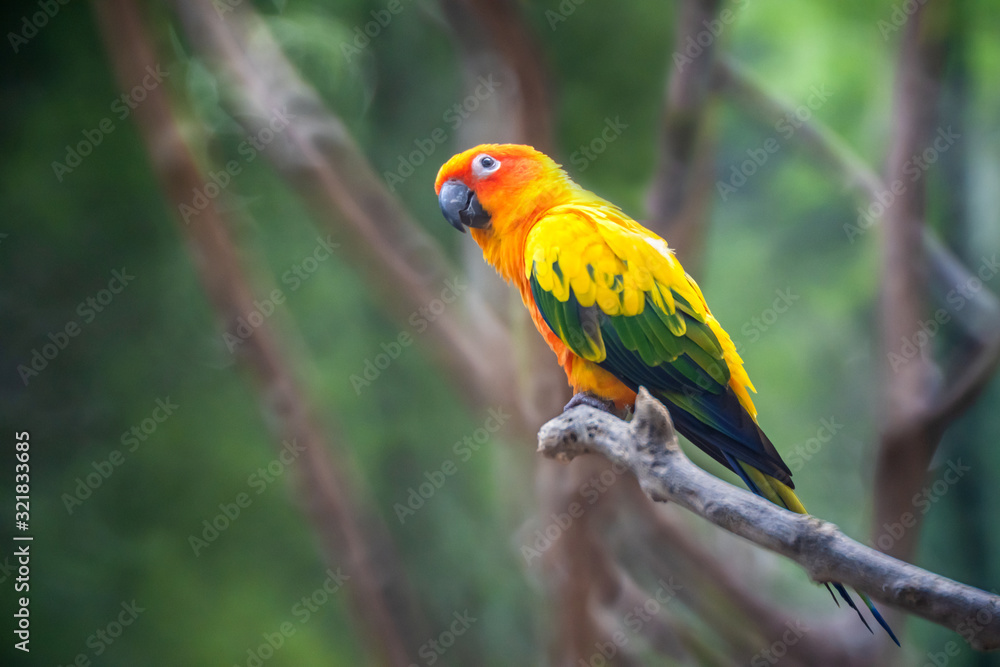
434, 143, 899, 645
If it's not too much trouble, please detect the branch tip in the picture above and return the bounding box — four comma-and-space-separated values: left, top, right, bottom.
537, 407, 594, 461
535, 393, 1000, 649
631, 387, 678, 453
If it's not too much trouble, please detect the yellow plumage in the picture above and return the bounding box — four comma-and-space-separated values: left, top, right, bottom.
524, 200, 758, 419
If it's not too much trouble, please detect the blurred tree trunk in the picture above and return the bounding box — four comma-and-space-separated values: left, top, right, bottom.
646, 0, 721, 274
873, 0, 949, 568
93, 1, 424, 663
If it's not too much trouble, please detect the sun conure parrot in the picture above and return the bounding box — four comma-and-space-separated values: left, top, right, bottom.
435, 143, 899, 644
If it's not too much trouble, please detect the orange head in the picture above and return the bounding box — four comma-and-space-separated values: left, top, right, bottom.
434, 144, 577, 254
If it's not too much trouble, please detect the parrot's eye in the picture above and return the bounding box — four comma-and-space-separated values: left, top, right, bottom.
473, 154, 501, 178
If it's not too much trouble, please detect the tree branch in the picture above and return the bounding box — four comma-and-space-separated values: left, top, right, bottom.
593, 546, 699, 663
874, 0, 950, 562
617, 483, 874, 665
167, 0, 521, 420
439, 0, 570, 422
452, 0, 554, 153
712, 57, 884, 199
538, 389, 1000, 652
93, 2, 423, 663
646, 0, 722, 270
713, 56, 1000, 425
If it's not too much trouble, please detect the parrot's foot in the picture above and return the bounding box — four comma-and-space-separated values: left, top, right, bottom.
563, 392, 615, 414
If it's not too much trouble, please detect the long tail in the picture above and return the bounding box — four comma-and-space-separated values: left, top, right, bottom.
732, 459, 900, 646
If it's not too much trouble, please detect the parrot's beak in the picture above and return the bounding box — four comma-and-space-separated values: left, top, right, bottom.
438, 180, 491, 233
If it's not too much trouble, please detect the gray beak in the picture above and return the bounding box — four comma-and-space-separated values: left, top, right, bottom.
438, 180, 491, 233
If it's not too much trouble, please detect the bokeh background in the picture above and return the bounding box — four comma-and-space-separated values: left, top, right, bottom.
3, 0, 1000, 665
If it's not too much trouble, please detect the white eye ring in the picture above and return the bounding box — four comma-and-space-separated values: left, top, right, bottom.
472, 154, 501, 178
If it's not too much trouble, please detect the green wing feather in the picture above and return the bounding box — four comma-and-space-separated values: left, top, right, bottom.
524, 202, 898, 643
526, 204, 791, 485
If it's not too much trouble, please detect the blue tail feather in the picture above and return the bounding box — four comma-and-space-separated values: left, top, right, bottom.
731, 460, 900, 645
858, 589, 901, 646
824, 582, 839, 607
832, 583, 901, 646
832, 583, 873, 634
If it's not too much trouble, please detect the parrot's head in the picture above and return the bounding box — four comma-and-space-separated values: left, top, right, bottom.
434, 144, 574, 242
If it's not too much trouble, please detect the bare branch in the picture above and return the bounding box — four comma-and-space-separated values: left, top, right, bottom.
538, 390, 1000, 652
167, 0, 522, 418
926, 335, 1000, 431
439, 0, 569, 421
595, 550, 699, 663
712, 57, 1000, 420
618, 484, 875, 665
873, 0, 951, 562
712, 58, 884, 199
531, 457, 611, 665
646, 0, 722, 268
94, 2, 423, 663
449, 0, 554, 152
713, 53, 1000, 567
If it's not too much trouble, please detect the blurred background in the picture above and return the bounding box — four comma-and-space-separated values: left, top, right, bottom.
3, 0, 999, 665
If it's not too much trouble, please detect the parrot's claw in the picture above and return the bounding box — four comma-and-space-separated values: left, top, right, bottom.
564, 392, 615, 414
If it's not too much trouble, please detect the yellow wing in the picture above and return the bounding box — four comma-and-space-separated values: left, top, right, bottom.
525, 201, 757, 419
